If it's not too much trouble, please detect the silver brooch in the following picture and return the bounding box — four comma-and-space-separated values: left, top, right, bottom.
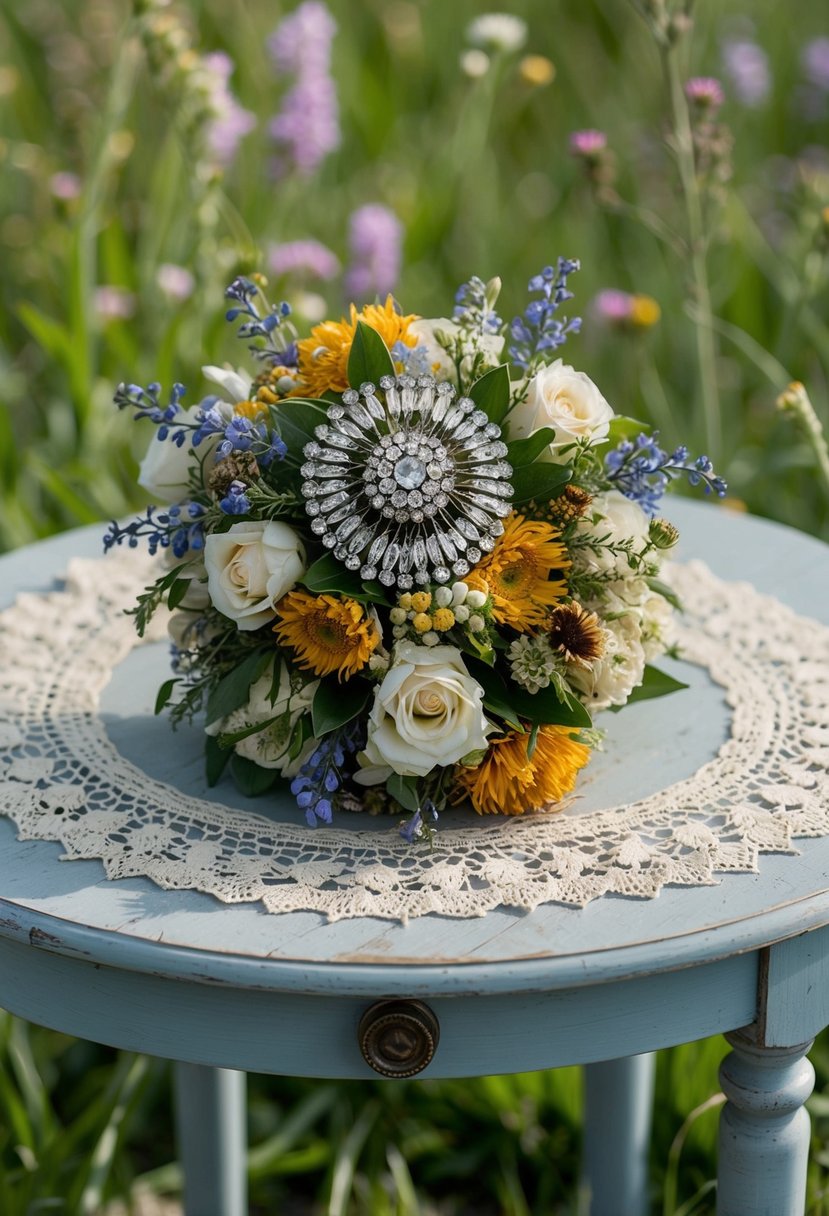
300, 374, 514, 588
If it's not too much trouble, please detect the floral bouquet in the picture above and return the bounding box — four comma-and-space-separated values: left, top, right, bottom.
107, 258, 725, 839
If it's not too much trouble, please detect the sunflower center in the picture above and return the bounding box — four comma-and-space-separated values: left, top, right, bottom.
312, 620, 347, 649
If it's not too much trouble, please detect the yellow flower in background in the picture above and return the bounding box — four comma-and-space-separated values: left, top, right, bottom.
274, 590, 379, 680
519, 55, 556, 87
468, 511, 569, 629
629, 294, 661, 329
294, 297, 419, 398
455, 724, 591, 816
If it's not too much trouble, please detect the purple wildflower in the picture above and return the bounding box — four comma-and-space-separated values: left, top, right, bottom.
802, 38, 829, 93
268, 2, 340, 177
49, 171, 81, 200
344, 204, 403, 301
594, 290, 635, 324
202, 52, 256, 168
157, 263, 195, 302
94, 286, 136, 321
685, 76, 725, 110
267, 239, 340, 281
722, 39, 771, 107
569, 129, 607, 157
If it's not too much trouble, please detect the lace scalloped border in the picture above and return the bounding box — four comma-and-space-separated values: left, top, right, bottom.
0, 551, 827, 922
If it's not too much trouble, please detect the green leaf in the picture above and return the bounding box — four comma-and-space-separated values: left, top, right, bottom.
386, 773, 421, 813
618, 664, 689, 708
527, 722, 540, 760
217, 711, 290, 749
510, 462, 572, 505
301, 553, 388, 605
347, 320, 395, 388
467, 657, 592, 729
646, 576, 682, 611
230, 754, 279, 796
465, 660, 522, 730
269, 399, 330, 465
605, 415, 651, 447
167, 577, 192, 610
154, 678, 179, 716
205, 651, 271, 726
205, 735, 232, 787
468, 364, 511, 425
312, 678, 372, 737
505, 428, 557, 468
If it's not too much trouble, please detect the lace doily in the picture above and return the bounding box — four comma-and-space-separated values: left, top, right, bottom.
0, 551, 827, 923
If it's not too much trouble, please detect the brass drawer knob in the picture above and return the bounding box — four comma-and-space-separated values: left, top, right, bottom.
358, 1000, 440, 1078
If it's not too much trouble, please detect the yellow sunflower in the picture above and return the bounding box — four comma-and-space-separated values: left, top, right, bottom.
455, 725, 591, 817
273, 591, 379, 680
293, 297, 419, 398
468, 511, 569, 629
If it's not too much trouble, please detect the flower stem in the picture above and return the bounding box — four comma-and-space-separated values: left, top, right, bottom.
662, 36, 723, 463
776, 383, 829, 505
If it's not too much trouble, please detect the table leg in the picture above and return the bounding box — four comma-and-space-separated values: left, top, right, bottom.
582, 1052, 655, 1216
717, 1031, 814, 1216
173, 1062, 247, 1216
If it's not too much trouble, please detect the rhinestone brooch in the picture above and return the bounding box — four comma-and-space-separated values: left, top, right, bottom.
300, 374, 514, 588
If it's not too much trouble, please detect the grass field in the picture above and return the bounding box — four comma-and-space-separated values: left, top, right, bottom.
1, 0, 828, 1211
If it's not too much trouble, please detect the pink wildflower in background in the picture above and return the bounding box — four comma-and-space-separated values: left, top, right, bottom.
157, 264, 195, 302
94, 286, 136, 322
344, 204, 403, 302
685, 77, 725, 111
268, 2, 340, 176
49, 171, 81, 200
722, 38, 771, 107
569, 129, 607, 157
802, 38, 829, 93
268, 239, 341, 281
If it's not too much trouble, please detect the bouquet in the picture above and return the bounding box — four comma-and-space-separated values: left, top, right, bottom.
107, 258, 725, 840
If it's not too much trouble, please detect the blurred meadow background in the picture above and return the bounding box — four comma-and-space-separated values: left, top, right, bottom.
1, 0, 829, 1211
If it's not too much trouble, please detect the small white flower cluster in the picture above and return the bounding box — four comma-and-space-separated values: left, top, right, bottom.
389, 583, 489, 648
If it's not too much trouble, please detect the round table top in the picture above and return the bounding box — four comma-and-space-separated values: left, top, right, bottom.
0, 500, 827, 998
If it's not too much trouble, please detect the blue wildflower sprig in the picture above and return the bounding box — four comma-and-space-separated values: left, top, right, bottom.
218, 480, 252, 515
224, 276, 298, 365
290, 722, 363, 826
192, 403, 287, 467
605, 432, 727, 516
453, 274, 503, 336
114, 381, 190, 437
103, 502, 206, 558
399, 799, 439, 845
509, 257, 582, 372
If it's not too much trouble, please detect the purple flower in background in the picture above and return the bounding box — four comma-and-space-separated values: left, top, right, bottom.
594, 290, 635, 324
94, 286, 136, 321
722, 39, 771, 107
685, 77, 725, 111
802, 38, 829, 93
569, 129, 607, 157
344, 204, 403, 301
267, 239, 341, 281
268, 2, 340, 177
202, 52, 256, 168
49, 171, 81, 200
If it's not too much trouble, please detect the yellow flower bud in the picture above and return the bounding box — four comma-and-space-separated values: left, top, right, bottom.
519, 55, 556, 87
432, 607, 456, 631
412, 612, 433, 633
629, 294, 661, 329
398, 592, 413, 611
411, 591, 432, 613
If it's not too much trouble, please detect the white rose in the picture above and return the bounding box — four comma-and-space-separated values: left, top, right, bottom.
205, 662, 317, 775
138, 405, 220, 503
356, 642, 493, 778
569, 615, 646, 712
507, 359, 614, 458
204, 521, 305, 631
408, 318, 504, 384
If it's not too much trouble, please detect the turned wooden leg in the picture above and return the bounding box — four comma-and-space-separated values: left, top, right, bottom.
583, 1052, 656, 1216
173, 1062, 247, 1216
717, 1031, 814, 1216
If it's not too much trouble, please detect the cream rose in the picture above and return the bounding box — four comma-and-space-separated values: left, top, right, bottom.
202, 364, 253, 404
205, 662, 317, 775
408, 318, 504, 384
204, 521, 305, 631
574, 489, 652, 578
138, 406, 219, 503
356, 642, 493, 779
507, 359, 614, 457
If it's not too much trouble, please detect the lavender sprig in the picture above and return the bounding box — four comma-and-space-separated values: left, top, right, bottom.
453, 275, 503, 336
399, 799, 439, 845
509, 257, 582, 372
605, 432, 727, 516
224, 276, 297, 365
192, 403, 287, 467
114, 381, 187, 434
290, 722, 363, 827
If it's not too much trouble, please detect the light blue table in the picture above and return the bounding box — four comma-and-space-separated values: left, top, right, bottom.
0, 501, 827, 1216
